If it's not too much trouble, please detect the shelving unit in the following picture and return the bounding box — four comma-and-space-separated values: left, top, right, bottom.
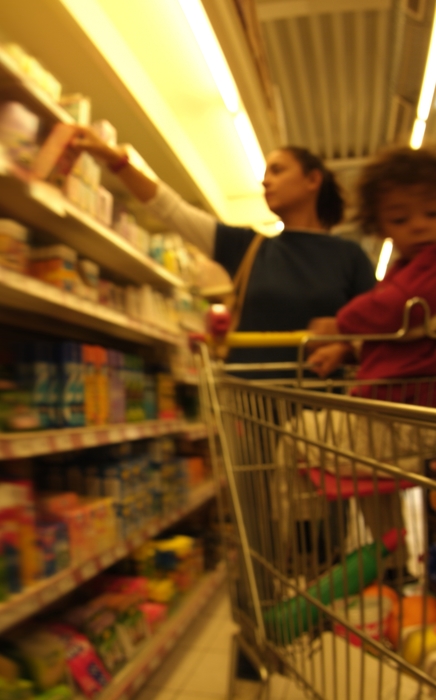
0, 480, 220, 635
0, 157, 183, 292
0, 420, 208, 460
0, 45, 73, 126
0, 265, 181, 346
0, 13, 221, 700
99, 563, 225, 700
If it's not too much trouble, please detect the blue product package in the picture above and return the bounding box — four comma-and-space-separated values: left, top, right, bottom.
58, 342, 85, 428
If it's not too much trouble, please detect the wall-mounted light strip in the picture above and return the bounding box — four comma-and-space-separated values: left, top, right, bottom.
178, 0, 265, 181
233, 112, 266, 182
410, 7, 436, 149
178, 0, 239, 113
375, 238, 393, 281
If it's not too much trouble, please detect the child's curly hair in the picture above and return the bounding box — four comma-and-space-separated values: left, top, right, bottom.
356, 146, 436, 233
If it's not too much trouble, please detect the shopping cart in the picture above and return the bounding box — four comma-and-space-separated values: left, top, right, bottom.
194, 299, 436, 700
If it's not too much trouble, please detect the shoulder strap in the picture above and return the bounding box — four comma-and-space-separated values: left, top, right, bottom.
230, 234, 264, 333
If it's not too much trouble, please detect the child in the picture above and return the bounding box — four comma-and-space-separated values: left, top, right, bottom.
308, 145, 436, 398
301, 146, 436, 580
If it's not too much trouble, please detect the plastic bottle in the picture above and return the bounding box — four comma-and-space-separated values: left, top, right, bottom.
263, 528, 404, 642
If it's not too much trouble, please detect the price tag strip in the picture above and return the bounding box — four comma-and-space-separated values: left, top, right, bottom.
0, 420, 206, 460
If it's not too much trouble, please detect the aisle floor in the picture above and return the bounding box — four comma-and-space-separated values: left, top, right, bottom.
135, 582, 423, 700
136, 582, 302, 700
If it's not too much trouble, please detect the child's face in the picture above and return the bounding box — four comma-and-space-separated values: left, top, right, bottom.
378, 185, 436, 259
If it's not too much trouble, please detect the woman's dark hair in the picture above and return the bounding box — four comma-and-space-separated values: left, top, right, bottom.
356, 145, 436, 233
283, 146, 345, 229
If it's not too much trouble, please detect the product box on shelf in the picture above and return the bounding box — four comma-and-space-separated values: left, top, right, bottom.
59, 94, 91, 126
28, 244, 78, 293
0, 483, 22, 597
4, 627, 68, 693
0, 219, 29, 274
47, 623, 112, 699
92, 120, 117, 147
93, 593, 148, 658
36, 518, 69, 578
96, 186, 113, 227
0, 101, 40, 168
156, 373, 177, 420
3, 479, 40, 587
32, 123, 78, 186
2, 43, 62, 101
64, 598, 127, 674
57, 341, 85, 428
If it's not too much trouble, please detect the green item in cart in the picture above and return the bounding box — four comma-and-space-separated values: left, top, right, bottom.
263, 528, 403, 643
0, 678, 33, 700
35, 684, 72, 700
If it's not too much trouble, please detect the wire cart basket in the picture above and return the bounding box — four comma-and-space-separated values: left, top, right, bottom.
194, 299, 436, 700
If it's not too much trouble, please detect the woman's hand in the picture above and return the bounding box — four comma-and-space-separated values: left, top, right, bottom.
69, 126, 125, 168
68, 125, 158, 202
307, 342, 351, 378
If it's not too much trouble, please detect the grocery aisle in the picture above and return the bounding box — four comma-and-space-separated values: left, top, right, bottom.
135, 584, 305, 700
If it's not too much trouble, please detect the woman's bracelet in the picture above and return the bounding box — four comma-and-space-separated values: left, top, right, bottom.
108, 152, 129, 173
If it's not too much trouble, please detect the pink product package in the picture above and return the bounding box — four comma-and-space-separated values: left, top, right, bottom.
0, 102, 40, 167
98, 575, 149, 599
139, 602, 167, 634
48, 623, 111, 698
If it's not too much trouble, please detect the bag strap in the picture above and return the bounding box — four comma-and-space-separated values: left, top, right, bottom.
230, 234, 264, 333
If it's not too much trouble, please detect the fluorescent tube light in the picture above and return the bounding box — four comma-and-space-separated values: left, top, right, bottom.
375, 238, 393, 281
410, 118, 426, 149
178, 0, 239, 113
417, 9, 436, 121
233, 112, 266, 182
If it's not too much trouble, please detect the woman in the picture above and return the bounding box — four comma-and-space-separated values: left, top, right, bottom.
71, 130, 375, 374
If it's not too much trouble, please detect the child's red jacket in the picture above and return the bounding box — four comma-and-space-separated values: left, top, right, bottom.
336, 243, 436, 405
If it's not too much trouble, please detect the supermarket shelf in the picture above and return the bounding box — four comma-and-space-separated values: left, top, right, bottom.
0, 266, 181, 347
173, 371, 199, 386
0, 420, 209, 460
181, 422, 208, 441
0, 46, 74, 126
0, 162, 184, 292
0, 480, 220, 634
99, 562, 226, 700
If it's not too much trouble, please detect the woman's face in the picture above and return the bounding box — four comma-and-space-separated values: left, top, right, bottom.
262, 149, 320, 218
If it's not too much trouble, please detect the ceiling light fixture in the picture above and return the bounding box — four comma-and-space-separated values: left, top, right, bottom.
178, 0, 239, 114
178, 0, 266, 182
375, 238, 393, 281
233, 112, 266, 182
410, 118, 427, 150
410, 8, 436, 148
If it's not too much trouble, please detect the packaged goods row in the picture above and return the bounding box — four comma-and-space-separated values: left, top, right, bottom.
0, 436, 210, 598
0, 335, 192, 432
0, 92, 191, 275
0, 532, 212, 700
0, 219, 182, 331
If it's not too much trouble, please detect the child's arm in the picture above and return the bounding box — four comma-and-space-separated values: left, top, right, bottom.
305, 317, 355, 378
307, 342, 354, 378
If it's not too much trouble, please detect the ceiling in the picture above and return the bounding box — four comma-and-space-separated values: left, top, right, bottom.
0, 0, 435, 237
250, 0, 436, 162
